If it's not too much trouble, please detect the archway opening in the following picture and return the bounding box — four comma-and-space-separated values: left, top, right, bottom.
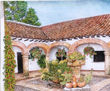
28, 47, 46, 71
77, 44, 105, 71
49, 46, 68, 61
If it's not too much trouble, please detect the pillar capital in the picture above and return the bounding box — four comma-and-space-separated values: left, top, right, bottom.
22, 52, 29, 57
104, 51, 110, 56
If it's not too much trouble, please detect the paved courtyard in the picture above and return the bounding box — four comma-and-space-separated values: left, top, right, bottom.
15, 75, 110, 91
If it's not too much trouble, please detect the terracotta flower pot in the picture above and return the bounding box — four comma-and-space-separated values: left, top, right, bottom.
72, 81, 77, 88
77, 81, 86, 88
73, 60, 85, 66
53, 79, 59, 83
66, 82, 73, 88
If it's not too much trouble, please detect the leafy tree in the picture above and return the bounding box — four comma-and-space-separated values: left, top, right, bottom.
22, 8, 41, 26
4, 1, 41, 26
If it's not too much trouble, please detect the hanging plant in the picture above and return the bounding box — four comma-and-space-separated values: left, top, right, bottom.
83, 47, 96, 57
29, 47, 46, 68
29, 47, 42, 61
56, 48, 67, 61
37, 54, 46, 68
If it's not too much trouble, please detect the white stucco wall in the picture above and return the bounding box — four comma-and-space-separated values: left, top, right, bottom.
12, 36, 110, 73
29, 59, 40, 71
77, 44, 104, 70
13, 47, 22, 73
13, 46, 43, 73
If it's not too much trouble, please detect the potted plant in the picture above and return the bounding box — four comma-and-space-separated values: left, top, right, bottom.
77, 75, 86, 87
68, 51, 85, 66
72, 76, 77, 88
83, 47, 96, 57
60, 73, 73, 88
41, 60, 72, 85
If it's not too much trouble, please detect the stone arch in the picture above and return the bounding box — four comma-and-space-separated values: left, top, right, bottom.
69, 38, 109, 53
48, 42, 71, 54
69, 38, 110, 75
27, 43, 49, 54
12, 40, 27, 54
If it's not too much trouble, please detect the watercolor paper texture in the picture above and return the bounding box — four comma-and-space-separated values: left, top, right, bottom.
1, 0, 110, 91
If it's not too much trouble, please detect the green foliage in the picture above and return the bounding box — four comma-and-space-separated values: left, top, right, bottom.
78, 75, 85, 82
37, 54, 46, 68
68, 51, 85, 61
56, 48, 67, 58
60, 73, 72, 85
41, 60, 71, 85
4, 1, 41, 26
22, 8, 41, 26
29, 47, 42, 60
84, 47, 96, 58
84, 70, 93, 84
4, 23, 16, 91
29, 47, 46, 68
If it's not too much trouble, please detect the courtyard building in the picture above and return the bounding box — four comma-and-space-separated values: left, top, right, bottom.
7, 14, 110, 76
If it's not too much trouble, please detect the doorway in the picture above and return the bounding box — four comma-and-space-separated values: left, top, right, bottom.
17, 52, 23, 73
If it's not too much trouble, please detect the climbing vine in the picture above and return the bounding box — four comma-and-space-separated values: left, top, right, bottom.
4, 23, 16, 91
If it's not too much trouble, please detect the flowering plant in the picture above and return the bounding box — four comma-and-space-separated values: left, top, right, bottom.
29, 47, 42, 60
83, 47, 96, 57
68, 51, 85, 61
41, 59, 71, 85
56, 48, 67, 58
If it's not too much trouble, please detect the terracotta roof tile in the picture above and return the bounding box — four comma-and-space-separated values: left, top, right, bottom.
41, 14, 110, 40
7, 14, 110, 40
7, 21, 48, 40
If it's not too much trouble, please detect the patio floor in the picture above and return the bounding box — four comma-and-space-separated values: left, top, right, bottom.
15, 75, 110, 91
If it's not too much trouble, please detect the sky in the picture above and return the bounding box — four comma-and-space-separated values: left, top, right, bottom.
28, 0, 110, 26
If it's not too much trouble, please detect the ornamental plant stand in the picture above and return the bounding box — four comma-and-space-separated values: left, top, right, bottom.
67, 51, 85, 79
68, 60, 85, 79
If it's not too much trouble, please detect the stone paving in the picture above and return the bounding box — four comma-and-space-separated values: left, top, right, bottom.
91, 78, 110, 91
15, 76, 110, 91
99, 84, 110, 91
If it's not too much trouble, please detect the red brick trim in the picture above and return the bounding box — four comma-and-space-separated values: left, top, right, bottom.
12, 40, 27, 54
27, 43, 49, 54
48, 42, 70, 53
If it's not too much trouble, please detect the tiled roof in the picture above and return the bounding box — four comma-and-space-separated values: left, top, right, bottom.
7, 21, 48, 40
7, 14, 110, 40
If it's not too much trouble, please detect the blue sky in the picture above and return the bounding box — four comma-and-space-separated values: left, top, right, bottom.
28, 0, 110, 26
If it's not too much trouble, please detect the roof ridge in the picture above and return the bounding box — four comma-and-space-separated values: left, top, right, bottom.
41, 14, 110, 29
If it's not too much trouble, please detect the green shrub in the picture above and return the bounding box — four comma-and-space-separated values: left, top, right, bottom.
41, 60, 72, 85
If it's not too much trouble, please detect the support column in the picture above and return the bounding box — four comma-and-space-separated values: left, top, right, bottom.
45, 53, 49, 68
22, 52, 29, 76
105, 51, 110, 75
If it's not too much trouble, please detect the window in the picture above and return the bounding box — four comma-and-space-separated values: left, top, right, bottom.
94, 51, 105, 62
